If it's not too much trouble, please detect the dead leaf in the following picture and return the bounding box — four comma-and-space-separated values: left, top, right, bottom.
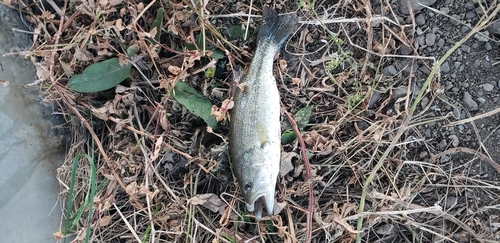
0, 79, 10, 87
99, 215, 112, 226
168, 65, 182, 76
280, 151, 298, 177
279, 59, 287, 72
189, 193, 226, 215
53, 232, 63, 241
150, 136, 163, 161
333, 203, 360, 235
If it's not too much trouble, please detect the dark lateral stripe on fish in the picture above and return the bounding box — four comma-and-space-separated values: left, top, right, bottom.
257, 6, 299, 49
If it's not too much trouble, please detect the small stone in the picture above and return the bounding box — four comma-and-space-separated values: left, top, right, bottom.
464, 2, 474, 10
485, 42, 492, 50
482, 83, 494, 91
448, 135, 459, 147
438, 139, 448, 150
488, 19, 500, 35
440, 7, 450, 14
437, 38, 445, 47
417, 35, 426, 46
463, 92, 478, 111
421, 96, 430, 108
465, 11, 476, 19
473, 59, 480, 68
474, 31, 490, 42
458, 125, 465, 131
419, 151, 428, 159
399, 0, 438, 15
477, 97, 486, 104
461, 45, 471, 53
498, 80, 500, 89
415, 14, 426, 25
392, 86, 408, 99
440, 62, 450, 73
382, 65, 398, 76
425, 33, 436, 46
369, 91, 382, 108
398, 44, 413, 55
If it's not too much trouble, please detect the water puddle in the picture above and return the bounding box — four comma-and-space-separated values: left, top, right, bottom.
0, 5, 65, 242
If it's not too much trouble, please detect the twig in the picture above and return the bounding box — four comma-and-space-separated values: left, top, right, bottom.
113, 203, 143, 242
281, 102, 313, 243
446, 107, 500, 126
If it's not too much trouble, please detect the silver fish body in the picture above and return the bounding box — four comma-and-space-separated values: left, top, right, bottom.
229, 7, 298, 220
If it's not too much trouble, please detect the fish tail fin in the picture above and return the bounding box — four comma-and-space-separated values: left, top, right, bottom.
257, 6, 299, 49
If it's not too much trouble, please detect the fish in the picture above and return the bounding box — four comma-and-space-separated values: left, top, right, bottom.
229, 7, 298, 220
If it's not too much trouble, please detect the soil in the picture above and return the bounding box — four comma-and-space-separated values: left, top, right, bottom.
8, 0, 500, 242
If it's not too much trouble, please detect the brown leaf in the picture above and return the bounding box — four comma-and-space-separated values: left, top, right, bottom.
74, 48, 93, 61
168, 65, 182, 76
99, 215, 112, 226
280, 151, 298, 177
279, 59, 287, 72
150, 136, 163, 161
189, 193, 226, 215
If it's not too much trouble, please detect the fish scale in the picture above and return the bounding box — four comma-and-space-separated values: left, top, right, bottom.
229, 6, 298, 220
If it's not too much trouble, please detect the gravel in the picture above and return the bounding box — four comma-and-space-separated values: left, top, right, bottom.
440, 62, 450, 73
463, 92, 478, 111
425, 33, 436, 46
482, 83, 494, 91
382, 65, 398, 76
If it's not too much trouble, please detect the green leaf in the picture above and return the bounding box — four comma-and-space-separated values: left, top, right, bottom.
281, 105, 313, 144
171, 82, 219, 129
229, 25, 245, 39
295, 105, 313, 130
68, 57, 131, 93
151, 8, 164, 42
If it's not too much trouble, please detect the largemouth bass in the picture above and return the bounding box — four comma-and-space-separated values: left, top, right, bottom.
229, 7, 298, 220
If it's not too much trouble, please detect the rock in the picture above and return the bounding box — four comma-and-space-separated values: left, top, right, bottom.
485, 42, 492, 50
461, 45, 471, 53
437, 38, 445, 47
440, 62, 450, 73
382, 65, 398, 76
465, 11, 476, 19
482, 83, 494, 91
498, 80, 500, 89
438, 139, 448, 150
369, 91, 382, 108
417, 35, 426, 46
421, 96, 430, 108
488, 19, 500, 36
399, 44, 413, 55
399, 0, 437, 15
477, 97, 486, 104
449, 135, 459, 147
440, 7, 450, 14
392, 86, 408, 99
464, 2, 474, 10
474, 31, 490, 42
425, 33, 436, 46
415, 14, 426, 25
463, 92, 478, 111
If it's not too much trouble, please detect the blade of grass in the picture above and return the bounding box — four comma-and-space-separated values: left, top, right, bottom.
63, 154, 81, 239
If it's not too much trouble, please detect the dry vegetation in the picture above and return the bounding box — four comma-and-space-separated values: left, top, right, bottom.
8, 0, 500, 242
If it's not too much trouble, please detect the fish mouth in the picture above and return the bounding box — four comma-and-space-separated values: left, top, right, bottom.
245, 189, 274, 220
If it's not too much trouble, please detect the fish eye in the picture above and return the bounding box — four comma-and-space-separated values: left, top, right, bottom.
244, 182, 253, 191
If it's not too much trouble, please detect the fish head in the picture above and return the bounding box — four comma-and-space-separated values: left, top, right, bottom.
236, 148, 277, 219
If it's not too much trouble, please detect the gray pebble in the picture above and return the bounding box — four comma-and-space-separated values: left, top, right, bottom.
482, 83, 494, 91
438, 139, 448, 150
437, 38, 445, 47
463, 92, 478, 111
498, 80, 500, 89
485, 42, 492, 50
477, 97, 486, 104
416, 14, 426, 25
382, 65, 398, 76
488, 19, 500, 35
474, 59, 481, 68
461, 45, 471, 53
440, 7, 450, 14
465, 11, 476, 19
463, 82, 469, 88
461, 26, 470, 33
449, 135, 459, 147
399, 0, 437, 15
421, 96, 430, 108
419, 151, 428, 159
417, 35, 426, 46
426, 33, 436, 46
369, 91, 382, 108
392, 86, 408, 99
399, 44, 413, 55
464, 2, 474, 10
458, 125, 465, 131
474, 31, 490, 42
440, 62, 450, 73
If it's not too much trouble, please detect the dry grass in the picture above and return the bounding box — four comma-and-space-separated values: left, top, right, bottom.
9, 0, 500, 242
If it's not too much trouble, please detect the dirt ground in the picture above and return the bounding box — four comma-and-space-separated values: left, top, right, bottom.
7, 0, 500, 242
